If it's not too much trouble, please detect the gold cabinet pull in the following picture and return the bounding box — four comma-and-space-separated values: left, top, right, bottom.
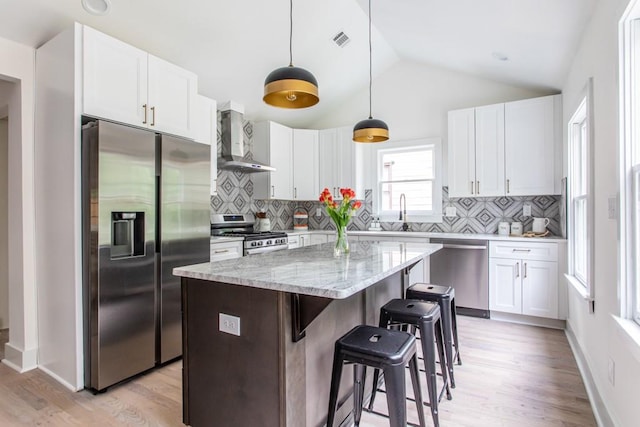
150, 106, 156, 126
142, 104, 148, 124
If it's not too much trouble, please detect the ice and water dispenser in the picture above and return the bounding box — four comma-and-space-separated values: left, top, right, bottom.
111, 212, 145, 259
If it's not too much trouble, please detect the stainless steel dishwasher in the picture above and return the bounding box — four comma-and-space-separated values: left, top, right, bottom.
429, 238, 489, 318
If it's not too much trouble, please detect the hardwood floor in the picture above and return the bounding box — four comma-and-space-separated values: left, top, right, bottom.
0, 317, 596, 426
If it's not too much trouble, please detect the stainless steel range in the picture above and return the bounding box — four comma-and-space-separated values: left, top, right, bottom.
211, 214, 288, 256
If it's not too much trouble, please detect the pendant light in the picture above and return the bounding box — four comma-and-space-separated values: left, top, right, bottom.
263, 0, 319, 109
353, 0, 388, 143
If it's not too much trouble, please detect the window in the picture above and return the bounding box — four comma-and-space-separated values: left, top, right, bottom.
567, 92, 592, 294
621, 9, 640, 325
373, 138, 442, 222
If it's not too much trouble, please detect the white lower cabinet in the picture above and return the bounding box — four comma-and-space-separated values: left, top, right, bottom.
310, 234, 329, 245
489, 241, 559, 319
210, 240, 243, 262
287, 233, 312, 249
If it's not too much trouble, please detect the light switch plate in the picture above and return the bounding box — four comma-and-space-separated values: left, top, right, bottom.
219, 313, 241, 336
523, 204, 532, 217
445, 206, 457, 217
316, 207, 322, 217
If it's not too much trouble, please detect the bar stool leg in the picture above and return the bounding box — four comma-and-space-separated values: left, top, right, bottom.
368, 310, 391, 411
383, 364, 408, 427
440, 297, 456, 388
451, 297, 462, 365
435, 318, 452, 401
326, 350, 344, 427
353, 364, 366, 426
419, 320, 440, 427
408, 354, 427, 427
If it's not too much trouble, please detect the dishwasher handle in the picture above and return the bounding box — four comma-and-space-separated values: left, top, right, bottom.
441, 244, 488, 250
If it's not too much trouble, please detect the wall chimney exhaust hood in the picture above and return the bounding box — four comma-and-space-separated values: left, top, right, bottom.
218, 101, 275, 173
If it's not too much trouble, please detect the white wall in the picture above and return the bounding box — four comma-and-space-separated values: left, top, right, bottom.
0, 115, 8, 330
561, 0, 640, 425
0, 37, 37, 372
310, 60, 551, 184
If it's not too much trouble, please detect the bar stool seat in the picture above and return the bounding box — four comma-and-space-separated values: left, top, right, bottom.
370, 299, 451, 427
406, 283, 461, 388
326, 325, 426, 427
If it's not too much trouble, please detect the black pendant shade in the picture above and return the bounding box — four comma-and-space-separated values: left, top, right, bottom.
263, 0, 319, 109
263, 65, 319, 108
353, 117, 389, 143
353, 0, 388, 143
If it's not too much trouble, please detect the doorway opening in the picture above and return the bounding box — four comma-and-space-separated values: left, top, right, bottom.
0, 90, 10, 360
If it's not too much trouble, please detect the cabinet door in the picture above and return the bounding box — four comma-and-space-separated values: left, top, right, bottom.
292, 129, 319, 200
299, 233, 311, 247
335, 126, 356, 193
522, 260, 558, 318
505, 95, 557, 195
489, 258, 522, 314
147, 55, 198, 139
475, 104, 505, 196
194, 96, 218, 195
269, 122, 293, 199
210, 241, 243, 261
447, 108, 476, 198
319, 129, 337, 195
83, 26, 148, 127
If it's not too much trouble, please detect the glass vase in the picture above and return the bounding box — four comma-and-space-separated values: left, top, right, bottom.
334, 225, 349, 256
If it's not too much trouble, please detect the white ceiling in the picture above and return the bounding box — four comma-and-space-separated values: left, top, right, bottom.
0, 0, 596, 127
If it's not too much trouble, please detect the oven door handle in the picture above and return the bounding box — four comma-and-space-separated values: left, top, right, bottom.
245, 245, 289, 256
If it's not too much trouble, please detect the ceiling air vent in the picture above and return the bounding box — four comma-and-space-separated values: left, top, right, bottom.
332, 31, 351, 48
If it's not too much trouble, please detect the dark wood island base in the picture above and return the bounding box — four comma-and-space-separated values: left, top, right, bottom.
181, 269, 408, 427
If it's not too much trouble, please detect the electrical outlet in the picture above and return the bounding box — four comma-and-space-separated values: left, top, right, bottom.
608, 357, 615, 386
445, 206, 457, 217
523, 204, 532, 217
219, 313, 241, 336
316, 207, 322, 217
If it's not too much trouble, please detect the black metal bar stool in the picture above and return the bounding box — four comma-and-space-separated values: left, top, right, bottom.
369, 299, 451, 427
326, 325, 426, 427
406, 283, 461, 388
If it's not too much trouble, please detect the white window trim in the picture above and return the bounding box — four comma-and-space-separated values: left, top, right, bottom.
620, 2, 640, 327
370, 137, 443, 223
567, 79, 595, 303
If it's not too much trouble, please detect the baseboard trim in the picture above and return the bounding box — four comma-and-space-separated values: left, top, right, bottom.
490, 311, 566, 329
565, 323, 616, 427
38, 365, 80, 392
2, 342, 37, 373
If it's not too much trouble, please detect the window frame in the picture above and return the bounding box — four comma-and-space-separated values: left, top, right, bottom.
371, 137, 443, 223
567, 90, 594, 298
620, 6, 640, 325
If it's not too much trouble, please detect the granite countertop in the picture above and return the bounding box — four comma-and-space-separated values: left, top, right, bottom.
174, 241, 443, 299
281, 229, 566, 242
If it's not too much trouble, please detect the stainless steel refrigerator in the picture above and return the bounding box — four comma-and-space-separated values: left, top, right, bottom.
81, 119, 210, 392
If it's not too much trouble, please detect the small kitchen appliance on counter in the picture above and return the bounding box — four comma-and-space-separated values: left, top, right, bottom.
211, 214, 288, 255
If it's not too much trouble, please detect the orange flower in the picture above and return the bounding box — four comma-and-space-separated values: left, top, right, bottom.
352, 200, 362, 210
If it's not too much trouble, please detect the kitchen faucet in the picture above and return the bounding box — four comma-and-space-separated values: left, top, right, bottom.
399, 193, 409, 231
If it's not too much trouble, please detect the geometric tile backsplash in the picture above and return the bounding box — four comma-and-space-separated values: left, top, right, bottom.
211, 117, 562, 236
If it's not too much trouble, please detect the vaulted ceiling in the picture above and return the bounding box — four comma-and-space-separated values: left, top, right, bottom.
0, 0, 596, 127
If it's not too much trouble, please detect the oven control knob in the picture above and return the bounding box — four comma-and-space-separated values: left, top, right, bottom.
267, 240, 272, 245
258, 241, 263, 246
251, 242, 257, 247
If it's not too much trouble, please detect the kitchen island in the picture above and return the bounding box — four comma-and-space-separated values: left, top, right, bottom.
173, 240, 442, 427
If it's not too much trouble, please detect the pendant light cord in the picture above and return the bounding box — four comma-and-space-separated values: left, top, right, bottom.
368, 0, 373, 119
289, 0, 294, 67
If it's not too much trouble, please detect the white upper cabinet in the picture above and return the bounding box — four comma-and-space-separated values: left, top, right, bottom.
475, 104, 505, 196
448, 108, 476, 198
319, 126, 358, 197
504, 95, 561, 196
253, 121, 293, 200
448, 104, 504, 198
194, 95, 218, 195
82, 26, 197, 139
292, 129, 319, 200
83, 26, 148, 126
448, 94, 561, 198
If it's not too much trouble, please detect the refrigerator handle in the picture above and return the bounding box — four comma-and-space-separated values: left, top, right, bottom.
156, 175, 161, 254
